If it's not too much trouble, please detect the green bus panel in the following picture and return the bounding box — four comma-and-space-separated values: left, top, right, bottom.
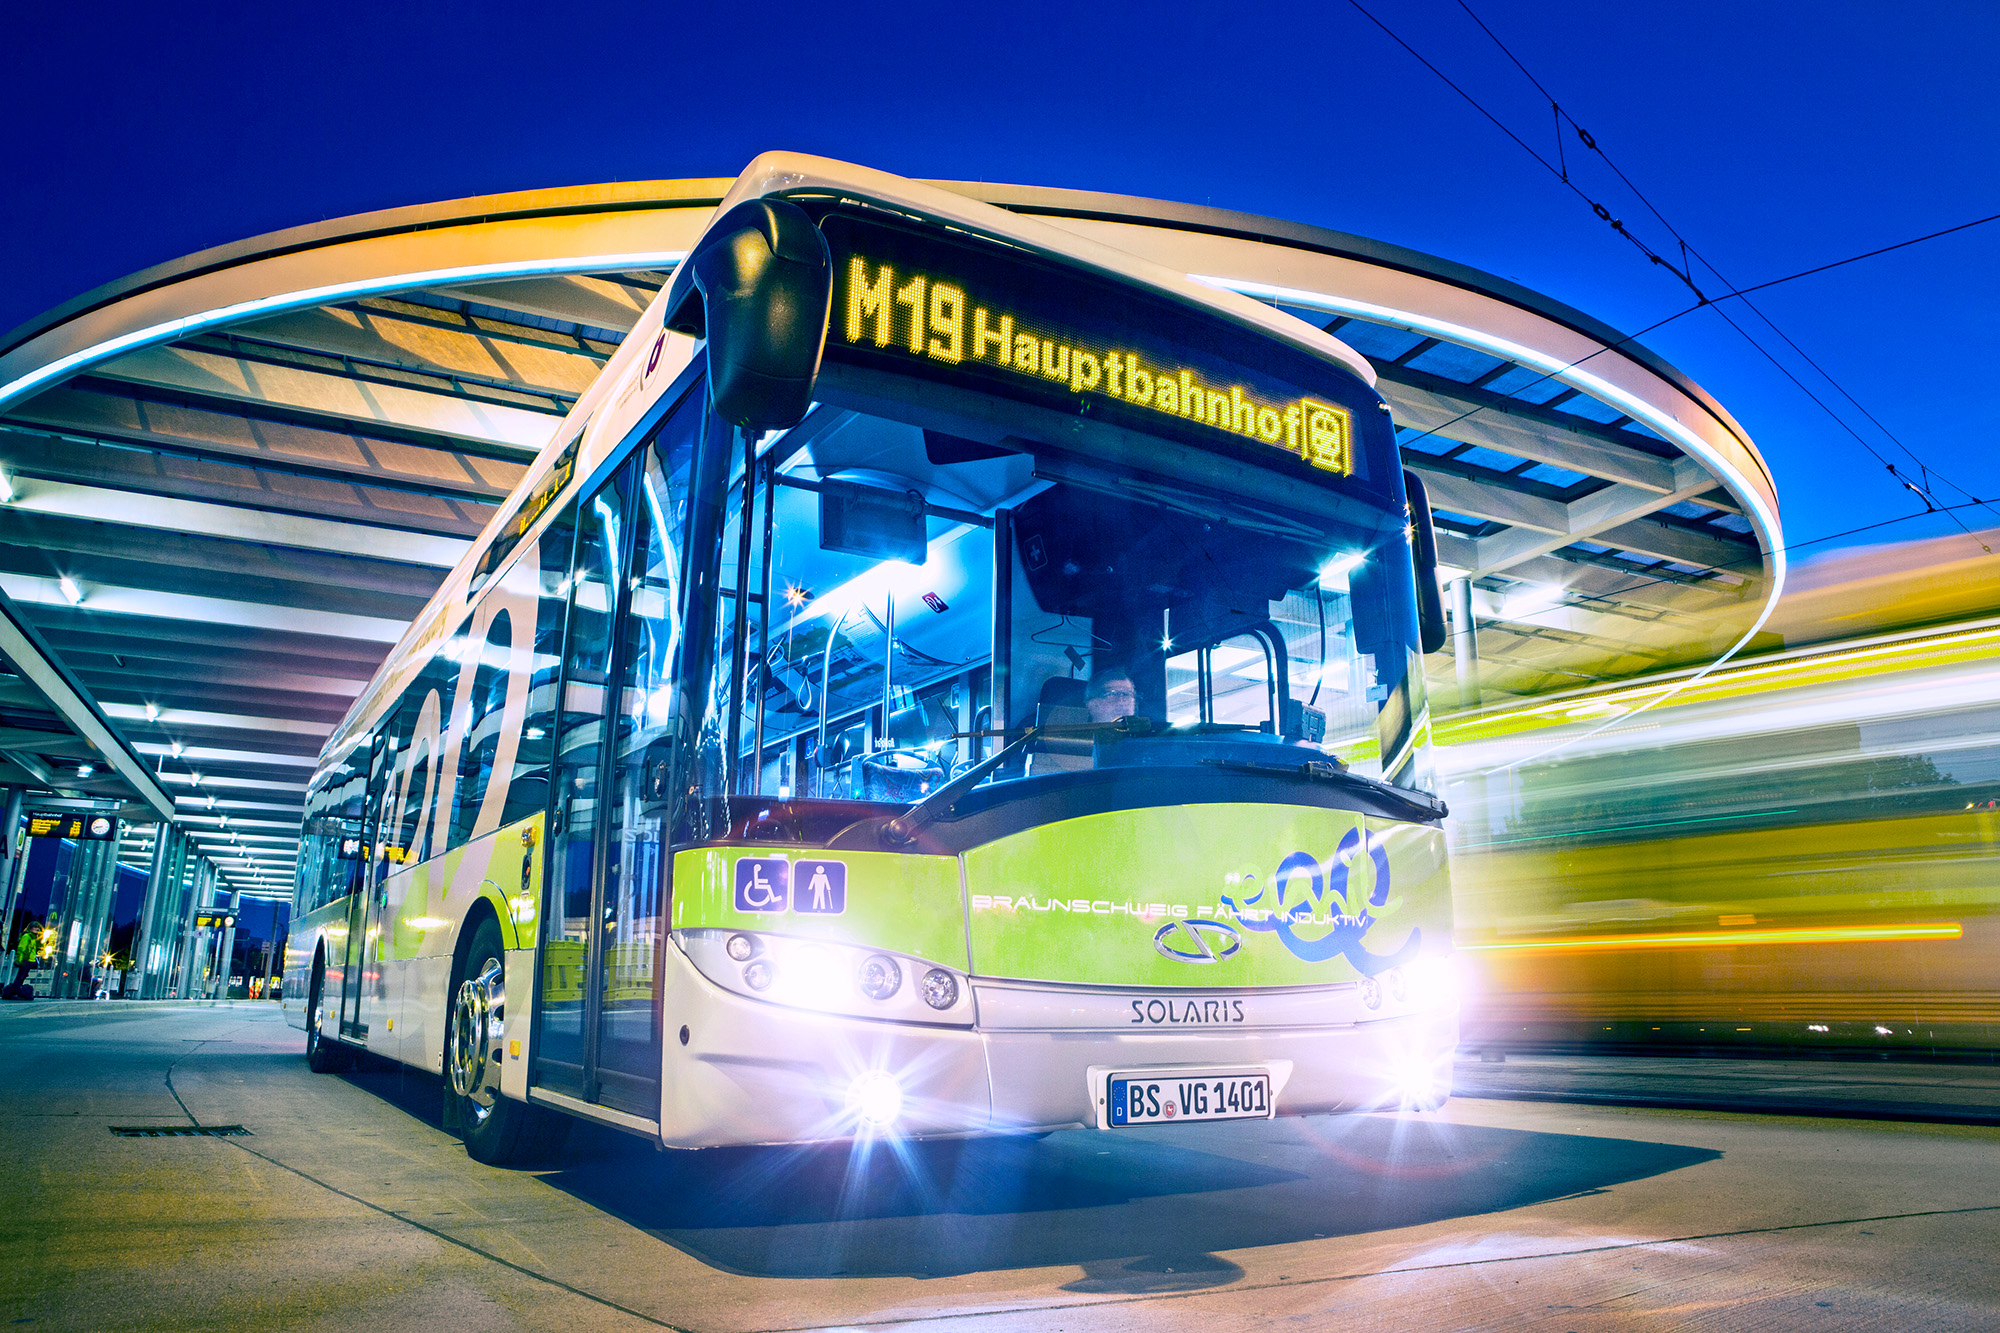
961, 804, 1451, 988
671, 846, 969, 971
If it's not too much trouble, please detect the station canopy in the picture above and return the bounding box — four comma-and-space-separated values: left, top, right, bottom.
0, 177, 1781, 897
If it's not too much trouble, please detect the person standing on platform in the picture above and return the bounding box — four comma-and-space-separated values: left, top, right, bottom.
10, 918, 42, 994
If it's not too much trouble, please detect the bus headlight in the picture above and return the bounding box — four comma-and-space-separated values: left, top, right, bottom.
1390, 1051, 1449, 1110
1399, 955, 1462, 1011
846, 1070, 903, 1129
921, 968, 958, 1010
857, 954, 901, 1001
673, 930, 973, 1026
1358, 956, 1461, 1019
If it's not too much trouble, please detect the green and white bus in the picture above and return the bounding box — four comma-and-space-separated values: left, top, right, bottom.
282, 154, 1460, 1162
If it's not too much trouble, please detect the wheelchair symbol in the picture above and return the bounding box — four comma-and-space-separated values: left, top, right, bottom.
734, 857, 790, 913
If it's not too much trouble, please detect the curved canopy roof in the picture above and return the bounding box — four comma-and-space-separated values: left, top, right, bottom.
0, 172, 1781, 895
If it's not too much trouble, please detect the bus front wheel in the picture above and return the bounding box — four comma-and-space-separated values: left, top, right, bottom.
448, 919, 566, 1165
305, 962, 352, 1073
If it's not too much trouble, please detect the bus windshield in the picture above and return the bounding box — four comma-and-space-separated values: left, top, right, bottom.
706, 399, 1430, 812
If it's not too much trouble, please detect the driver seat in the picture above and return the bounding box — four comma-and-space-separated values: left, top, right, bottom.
1026, 676, 1092, 776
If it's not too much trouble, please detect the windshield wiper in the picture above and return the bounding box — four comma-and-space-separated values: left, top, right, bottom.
1203, 756, 1347, 782
881, 718, 1308, 844
1203, 756, 1449, 819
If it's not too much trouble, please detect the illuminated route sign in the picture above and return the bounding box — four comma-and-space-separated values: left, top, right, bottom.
816, 210, 1376, 486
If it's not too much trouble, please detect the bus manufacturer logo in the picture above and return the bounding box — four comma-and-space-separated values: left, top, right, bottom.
1153, 919, 1241, 964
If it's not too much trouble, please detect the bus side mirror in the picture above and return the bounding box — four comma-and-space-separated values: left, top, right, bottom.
663, 198, 832, 431
1403, 469, 1450, 655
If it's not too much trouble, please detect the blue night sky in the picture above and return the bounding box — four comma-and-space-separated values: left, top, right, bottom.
7, 1, 1997, 562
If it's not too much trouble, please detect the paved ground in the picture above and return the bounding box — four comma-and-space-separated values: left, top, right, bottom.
1, 1002, 1996, 1331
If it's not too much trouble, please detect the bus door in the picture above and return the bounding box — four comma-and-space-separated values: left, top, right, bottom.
532, 460, 633, 1103
339, 732, 391, 1040
531, 403, 695, 1118
587, 434, 690, 1117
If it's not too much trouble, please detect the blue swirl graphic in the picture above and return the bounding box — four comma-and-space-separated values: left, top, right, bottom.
1222, 827, 1420, 974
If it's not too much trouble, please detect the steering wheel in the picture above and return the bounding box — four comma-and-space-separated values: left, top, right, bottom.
859, 747, 948, 799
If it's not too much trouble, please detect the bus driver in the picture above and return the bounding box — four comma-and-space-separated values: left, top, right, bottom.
1085, 668, 1139, 724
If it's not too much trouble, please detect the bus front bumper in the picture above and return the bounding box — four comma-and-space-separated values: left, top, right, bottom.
658, 955, 1458, 1148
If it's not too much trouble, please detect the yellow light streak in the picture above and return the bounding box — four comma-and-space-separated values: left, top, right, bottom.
1464, 922, 1963, 953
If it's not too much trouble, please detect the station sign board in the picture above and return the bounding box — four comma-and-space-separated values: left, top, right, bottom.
26, 811, 118, 840
192, 912, 236, 931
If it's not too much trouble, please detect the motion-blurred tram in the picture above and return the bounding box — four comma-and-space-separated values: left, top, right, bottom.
1441, 595, 2000, 1055
282, 154, 1463, 1162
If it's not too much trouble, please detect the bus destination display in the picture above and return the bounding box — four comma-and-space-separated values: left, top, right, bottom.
817, 210, 1363, 480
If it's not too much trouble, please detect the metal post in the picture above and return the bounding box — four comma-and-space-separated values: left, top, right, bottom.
1451, 577, 1481, 709
146, 829, 180, 999
882, 592, 895, 750
0, 787, 23, 951
132, 820, 173, 998
175, 858, 209, 999
2, 820, 25, 959
215, 889, 241, 1000
725, 428, 758, 794
752, 458, 775, 795
991, 508, 1013, 748
162, 830, 191, 998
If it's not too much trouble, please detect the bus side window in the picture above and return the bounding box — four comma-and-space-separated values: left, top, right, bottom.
501, 500, 579, 827
451, 609, 514, 846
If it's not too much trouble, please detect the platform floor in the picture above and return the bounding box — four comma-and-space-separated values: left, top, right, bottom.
1, 1002, 1995, 1331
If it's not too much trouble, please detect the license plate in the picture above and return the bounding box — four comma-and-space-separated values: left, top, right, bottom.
1106, 1070, 1273, 1126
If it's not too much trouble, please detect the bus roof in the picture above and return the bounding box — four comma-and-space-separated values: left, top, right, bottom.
314, 154, 1386, 769
706, 152, 1378, 391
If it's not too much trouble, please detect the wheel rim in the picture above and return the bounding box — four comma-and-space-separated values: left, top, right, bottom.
309, 983, 326, 1054
449, 956, 505, 1127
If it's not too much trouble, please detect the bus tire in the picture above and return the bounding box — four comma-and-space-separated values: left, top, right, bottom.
449, 918, 566, 1165
305, 960, 353, 1073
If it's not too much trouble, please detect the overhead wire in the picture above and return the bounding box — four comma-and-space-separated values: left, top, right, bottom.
1351, 0, 1994, 547
1387, 203, 1999, 458
1343, 0, 1707, 297
1337, 0, 2000, 763
1447, 0, 1999, 548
